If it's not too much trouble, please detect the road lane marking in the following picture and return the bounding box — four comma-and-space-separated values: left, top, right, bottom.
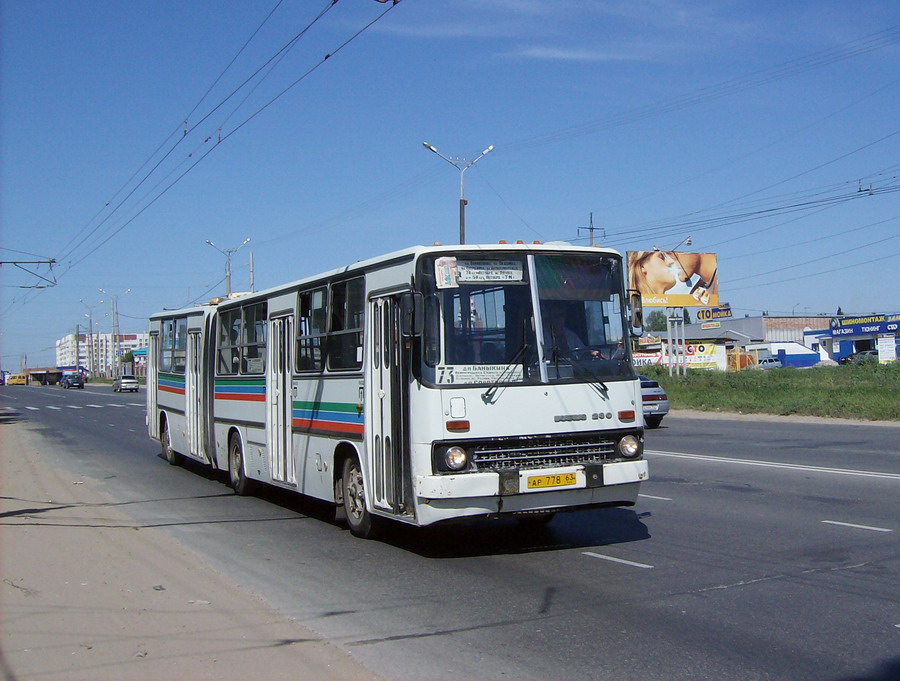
46, 406, 61, 410
86, 404, 103, 408
639, 494, 673, 501
25, 406, 39, 411
821, 520, 893, 533
582, 552, 654, 569
647, 449, 900, 480
106, 404, 126, 408
127, 403, 143, 407
66, 405, 82, 409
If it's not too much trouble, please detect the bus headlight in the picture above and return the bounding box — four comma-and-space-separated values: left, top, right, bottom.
617, 435, 642, 459
444, 446, 469, 471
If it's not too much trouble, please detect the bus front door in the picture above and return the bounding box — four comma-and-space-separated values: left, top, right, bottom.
368, 295, 406, 514
267, 315, 295, 485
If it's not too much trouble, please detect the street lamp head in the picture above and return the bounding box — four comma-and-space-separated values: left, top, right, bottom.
482, 145, 494, 156
423, 142, 437, 153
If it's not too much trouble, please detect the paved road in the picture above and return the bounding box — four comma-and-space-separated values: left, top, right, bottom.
1, 385, 898, 681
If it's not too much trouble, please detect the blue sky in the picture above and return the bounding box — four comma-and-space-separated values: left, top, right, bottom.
2, 0, 899, 368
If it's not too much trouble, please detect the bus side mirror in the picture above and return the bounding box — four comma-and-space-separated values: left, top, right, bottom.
628, 289, 644, 336
400, 292, 424, 337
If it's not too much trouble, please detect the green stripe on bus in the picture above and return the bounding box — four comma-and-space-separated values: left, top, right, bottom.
294, 400, 359, 413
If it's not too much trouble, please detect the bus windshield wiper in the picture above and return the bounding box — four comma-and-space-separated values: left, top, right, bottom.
567, 354, 609, 394
481, 342, 530, 404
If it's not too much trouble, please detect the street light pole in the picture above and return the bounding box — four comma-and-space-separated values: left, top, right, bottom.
423, 142, 494, 245
79, 298, 100, 376
99, 288, 130, 378
205, 238, 251, 296
653, 235, 692, 252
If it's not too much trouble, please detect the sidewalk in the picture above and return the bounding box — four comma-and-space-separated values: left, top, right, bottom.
0, 420, 383, 681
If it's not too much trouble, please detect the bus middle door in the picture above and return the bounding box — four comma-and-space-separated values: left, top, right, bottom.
368, 295, 405, 515
267, 315, 295, 485
186, 329, 206, 461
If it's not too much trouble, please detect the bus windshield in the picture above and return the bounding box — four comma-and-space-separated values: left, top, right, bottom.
419, 252, 634, 386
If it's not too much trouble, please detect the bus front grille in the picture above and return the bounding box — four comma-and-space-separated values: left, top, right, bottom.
471, 433, 620, 471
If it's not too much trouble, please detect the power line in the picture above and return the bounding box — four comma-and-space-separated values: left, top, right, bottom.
727, 250, 900, 292
62, 0, 402, 275
21, 0, 399, 295
53, 0, 335, 271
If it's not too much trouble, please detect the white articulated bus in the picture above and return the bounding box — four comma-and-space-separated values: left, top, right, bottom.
147, 242, 647, 537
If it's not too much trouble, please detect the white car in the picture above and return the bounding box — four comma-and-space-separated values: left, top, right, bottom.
112, 375, 139, 392
757, 357, 783, 369
639, 375, 669, 429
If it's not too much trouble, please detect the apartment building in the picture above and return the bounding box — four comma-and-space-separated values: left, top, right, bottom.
55, 332, 149, 377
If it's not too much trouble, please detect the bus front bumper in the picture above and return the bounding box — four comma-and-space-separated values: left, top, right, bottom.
414, 459, 648, 500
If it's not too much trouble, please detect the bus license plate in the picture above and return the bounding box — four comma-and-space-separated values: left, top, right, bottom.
527, 472, 577, 490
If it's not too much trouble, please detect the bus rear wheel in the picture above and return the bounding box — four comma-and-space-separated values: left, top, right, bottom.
342, 456, 376, 538
160, 417, 183, 466
229, 435, 252, 496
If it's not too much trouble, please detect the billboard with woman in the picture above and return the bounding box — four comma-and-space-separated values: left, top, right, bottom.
627, 250, 719, 308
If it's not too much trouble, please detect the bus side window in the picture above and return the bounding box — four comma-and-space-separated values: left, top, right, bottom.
172, 317, 188, 373
327, 278, 364, 370
217, 310, 241, 375
296, 288, 326, 372
241, 303, 267, 374
160, 319, 175, 373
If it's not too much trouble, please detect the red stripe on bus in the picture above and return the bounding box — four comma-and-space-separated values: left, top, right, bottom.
293, 418, 363, 435
159, 385, 185, 395
216, 393, 266, 402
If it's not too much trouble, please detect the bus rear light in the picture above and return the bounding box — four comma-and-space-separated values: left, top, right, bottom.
618, 410, 636, 421
446, 420, 470, 432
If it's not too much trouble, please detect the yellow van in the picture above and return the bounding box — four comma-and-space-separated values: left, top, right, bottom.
6, 373, 28, 385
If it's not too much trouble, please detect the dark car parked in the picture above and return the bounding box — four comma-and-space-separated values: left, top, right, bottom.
60, 374, 85, 389
839, 350, 878, 365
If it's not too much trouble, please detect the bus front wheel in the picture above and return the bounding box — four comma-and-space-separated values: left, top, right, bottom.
229, 435, 252, 496
342, 456, 376, 538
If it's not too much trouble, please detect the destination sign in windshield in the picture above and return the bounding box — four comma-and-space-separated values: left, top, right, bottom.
435, 257, 524, 288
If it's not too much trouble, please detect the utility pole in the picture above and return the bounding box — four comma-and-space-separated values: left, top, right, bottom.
80, 298, 100, 377
74, 324, 80, 373
99, 288, 130, 378
0, 258, 57, 288
577, 212, 604, 246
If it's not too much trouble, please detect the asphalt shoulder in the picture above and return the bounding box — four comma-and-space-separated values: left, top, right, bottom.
0, 421, 384, 681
